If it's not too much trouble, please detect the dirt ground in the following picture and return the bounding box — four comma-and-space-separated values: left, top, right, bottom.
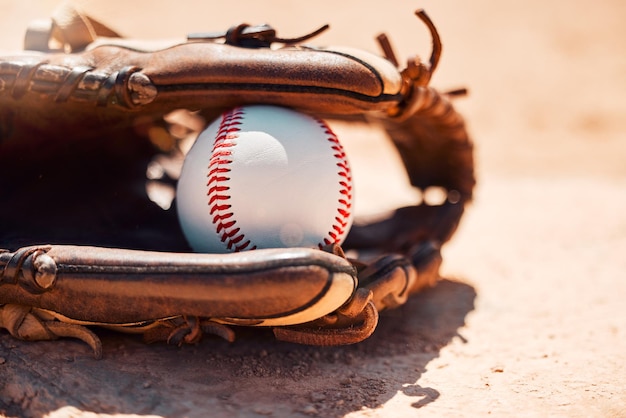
1, 0, 625, 417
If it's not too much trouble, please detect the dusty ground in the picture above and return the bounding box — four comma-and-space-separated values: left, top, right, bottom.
1, 0, 625, 417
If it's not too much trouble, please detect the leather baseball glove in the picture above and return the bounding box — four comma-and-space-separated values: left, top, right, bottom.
0, 5, 474, 358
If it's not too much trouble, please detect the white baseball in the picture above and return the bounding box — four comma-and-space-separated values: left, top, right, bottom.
176, 105, 354, 253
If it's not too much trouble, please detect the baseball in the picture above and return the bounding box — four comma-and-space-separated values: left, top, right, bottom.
176, 105, 354, 253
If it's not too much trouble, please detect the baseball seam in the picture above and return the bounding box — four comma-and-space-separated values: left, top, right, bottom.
207, 109, 352, 252
207, 107, 257, 252
317, 119, 353, 247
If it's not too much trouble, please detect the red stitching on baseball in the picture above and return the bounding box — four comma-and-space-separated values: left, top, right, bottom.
206, 107, 257, 252
316, 119, 353, 247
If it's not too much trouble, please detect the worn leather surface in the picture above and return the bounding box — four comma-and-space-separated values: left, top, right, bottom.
0, 245, 357, 326
0, 41, 402, 149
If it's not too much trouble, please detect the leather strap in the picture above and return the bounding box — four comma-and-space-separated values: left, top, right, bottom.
0, 245, 357, 327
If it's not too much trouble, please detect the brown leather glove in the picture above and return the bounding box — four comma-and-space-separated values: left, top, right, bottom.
0, 5, 474, 358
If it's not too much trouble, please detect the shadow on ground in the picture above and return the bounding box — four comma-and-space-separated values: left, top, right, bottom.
0, 277, 475, 417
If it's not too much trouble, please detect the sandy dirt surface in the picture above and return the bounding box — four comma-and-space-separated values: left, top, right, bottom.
1, 0, 625, 417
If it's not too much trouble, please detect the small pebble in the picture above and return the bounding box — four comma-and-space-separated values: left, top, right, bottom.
301, 405, 318, 415
309, 392, 326, 402
253, 406, 273, 415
